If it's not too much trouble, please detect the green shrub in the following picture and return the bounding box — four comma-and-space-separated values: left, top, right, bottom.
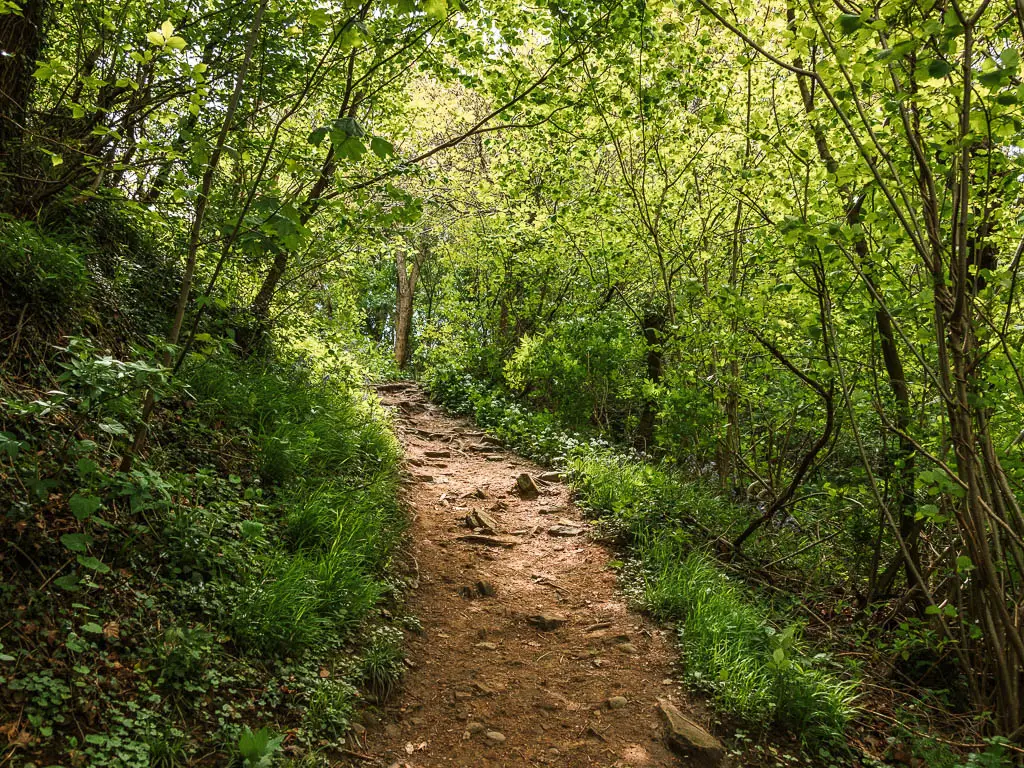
357, 625, 405, 701
303, 679, 357, 737
0, 215, 90, 310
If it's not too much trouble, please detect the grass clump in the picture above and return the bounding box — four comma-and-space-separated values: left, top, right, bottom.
641, 543, 855, 744
357, 625, 406, 701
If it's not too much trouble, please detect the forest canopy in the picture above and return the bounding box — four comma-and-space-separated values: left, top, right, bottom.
3, 0, 1024, 763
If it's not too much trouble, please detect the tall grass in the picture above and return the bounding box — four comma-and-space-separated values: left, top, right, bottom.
180, 356, 403, 658
572, 453, 856, 745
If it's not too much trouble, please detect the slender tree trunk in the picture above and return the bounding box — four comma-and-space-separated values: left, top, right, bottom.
119, 0, 268, 472
635, 311, 664, 451
394, 246, 420, 370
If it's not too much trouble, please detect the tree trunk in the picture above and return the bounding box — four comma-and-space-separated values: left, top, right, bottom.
634, 311, 664, 451
0, 0, 49, 212
120, 0, 268, 472
394, 246, 420, 370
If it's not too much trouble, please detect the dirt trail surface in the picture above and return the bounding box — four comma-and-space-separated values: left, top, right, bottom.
346, 382, 712, 767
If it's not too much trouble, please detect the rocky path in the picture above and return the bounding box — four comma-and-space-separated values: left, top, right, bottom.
346, 383, 721, 767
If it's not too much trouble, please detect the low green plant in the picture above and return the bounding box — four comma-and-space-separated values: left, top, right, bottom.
238, 726, 283, 767
303, 678, 357, 737
357, 625, 405, 701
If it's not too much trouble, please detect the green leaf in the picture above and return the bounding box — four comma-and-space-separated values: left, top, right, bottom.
165, 36, 187, 50
956, 555, 975, 572
308, 126, 329, 146
146, 31, 165, 46
926, 59, 951, 79
336, 136, 367, 161
81, 622, 104, 634
370, 136, 395, 159
423, 0, 447, 19
54, 574, 81, 592
76, 555, 110, 574
60, 533, 93, 553
69, 494, 102, 521
334, 116, 364, 137
308, 8, 331, 26
838, 14, 863, 34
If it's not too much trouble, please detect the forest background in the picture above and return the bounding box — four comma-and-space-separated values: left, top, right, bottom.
2, 0, 1024, 764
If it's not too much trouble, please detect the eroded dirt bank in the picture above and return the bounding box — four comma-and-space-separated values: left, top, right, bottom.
346, 383, 714, 767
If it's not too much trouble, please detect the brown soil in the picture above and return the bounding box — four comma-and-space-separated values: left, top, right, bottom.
345, 383, 708, 767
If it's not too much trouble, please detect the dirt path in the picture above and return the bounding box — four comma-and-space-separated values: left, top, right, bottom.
349, 383, 703, 767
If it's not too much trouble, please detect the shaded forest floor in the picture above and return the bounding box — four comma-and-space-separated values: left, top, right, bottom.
346, 382, 704, 767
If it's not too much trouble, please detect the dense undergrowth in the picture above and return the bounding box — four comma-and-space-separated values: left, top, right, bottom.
421, 366, 1011, 767
0, 218, 409, 767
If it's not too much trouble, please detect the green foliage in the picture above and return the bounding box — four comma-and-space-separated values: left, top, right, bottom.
303, 679, 357, 737
641, 548, 854, 744
0, 215, 89, 311
427, 371, 854, 747
1, 345, 405, 764
357, 625, 406, 701
237, 726, 283, 767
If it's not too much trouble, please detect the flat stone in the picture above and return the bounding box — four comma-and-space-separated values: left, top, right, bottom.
516, 473, 540, 498
617, 642, 639, 654
475, 641, 498, 650
470, 443, 502, 453
607, 696, 628, 710
467, 722, 486, 734
485, 730, 506, 744
657, 700, 726, 767
537, 471, 562, 483
424, 450, 451, 458
548, 524, 584, 537
527, 613, 568, 631
465, 510, 499, 533
457, 534, 517, 548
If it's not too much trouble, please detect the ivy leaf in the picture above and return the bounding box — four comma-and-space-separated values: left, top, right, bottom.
60, 533, 93, 553
76, 555, 110, 574
838, 14, 863, 35
69, 494, 102, 521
